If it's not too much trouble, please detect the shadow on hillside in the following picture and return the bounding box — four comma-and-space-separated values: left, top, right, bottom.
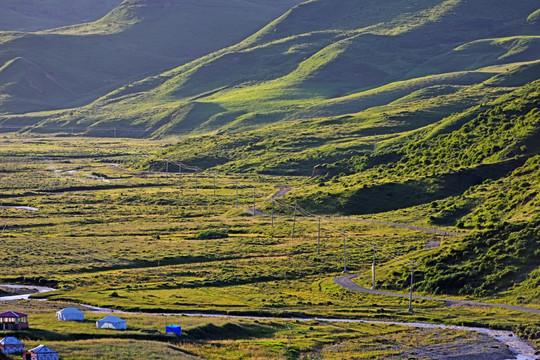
341, 159, 525, 215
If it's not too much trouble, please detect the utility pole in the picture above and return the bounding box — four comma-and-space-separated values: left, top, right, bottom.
235, 181, 239, 209
342, 232, 349, 273
286, 323, 292, 347
408, 260, 416, 313
371, 244, 376, 290
317, 217, 321, 255
252, 187, 256, 215
179, 164, 182, 188
291, 204, 297, 238
271, 200, 274, 227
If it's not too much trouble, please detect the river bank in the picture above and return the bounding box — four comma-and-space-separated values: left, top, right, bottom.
0, 284, 537, 359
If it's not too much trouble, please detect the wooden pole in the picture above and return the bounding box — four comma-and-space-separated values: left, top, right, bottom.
317, 217, 321, 255
371, 245, 376, 290
236, 181, 239, 209
342, 232, 348, 273
408, 260, 416, 312
179, 164, 182, 188
291, 205, 297, 238
252, 187, 256, 215
271, 201, 274, 227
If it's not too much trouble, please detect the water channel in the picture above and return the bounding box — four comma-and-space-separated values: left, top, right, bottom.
1, 285, 537, 359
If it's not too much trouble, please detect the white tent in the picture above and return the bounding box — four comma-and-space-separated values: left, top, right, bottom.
24, 344, 59, 360
0, 336, 25, 354
96, 315, 127, 330
56, 307, 85, 321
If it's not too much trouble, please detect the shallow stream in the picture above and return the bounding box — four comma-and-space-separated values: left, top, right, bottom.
1, 285, 537, 359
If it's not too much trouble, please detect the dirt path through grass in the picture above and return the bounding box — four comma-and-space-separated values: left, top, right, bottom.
250, 186, 463, 236
334, 273, 540, 315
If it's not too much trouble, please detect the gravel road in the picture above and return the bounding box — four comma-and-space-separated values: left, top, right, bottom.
334, 273, 540, 315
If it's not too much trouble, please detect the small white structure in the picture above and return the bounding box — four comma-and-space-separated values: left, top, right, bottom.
0, 336, 25, 354
56, 307, 85, 321
96, 315, 127, 330
23, 345, 59, 360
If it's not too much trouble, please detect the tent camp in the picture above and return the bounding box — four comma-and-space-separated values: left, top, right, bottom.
0, 336, 25, 354
56, 307, 84, 321
96, 315, 127, 330
23, 344, 59, 360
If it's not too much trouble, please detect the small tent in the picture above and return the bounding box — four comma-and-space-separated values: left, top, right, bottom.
96, 315, 127, 330
166, 325, 182, 336
0, 336, 25, 354
56, 307, 84, 321
23, 345, 59, 360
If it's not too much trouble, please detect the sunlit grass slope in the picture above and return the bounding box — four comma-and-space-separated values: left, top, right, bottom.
325, 80, 540, 299
12, 0, 539, 137
0, 0, 122, 32
0, 0, 304, 114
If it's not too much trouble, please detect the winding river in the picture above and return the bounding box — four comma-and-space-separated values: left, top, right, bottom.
1, 285, 537, 359
0, 206, 38, 211
0, 285, 55, 300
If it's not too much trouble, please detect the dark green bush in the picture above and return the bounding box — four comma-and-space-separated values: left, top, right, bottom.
192, 229, 229, 240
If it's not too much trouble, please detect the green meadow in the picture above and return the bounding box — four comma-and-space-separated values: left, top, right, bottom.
0, 137, 539, 359
3, 300, 518, 360
0, 1, 539, 358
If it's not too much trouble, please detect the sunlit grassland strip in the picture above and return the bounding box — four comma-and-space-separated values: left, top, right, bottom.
4, 299, 515, 360
1, 137, 538, 356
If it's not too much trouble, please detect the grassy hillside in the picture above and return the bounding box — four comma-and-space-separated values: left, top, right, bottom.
0, 0, 122, 32
289, 79, 539, 213
1, 138, 539, 351
8, 0, 539, 136
0, 0, 538, 303
334, 81, 540, 298
0, 0, 304, 115
137, 74, 539, 302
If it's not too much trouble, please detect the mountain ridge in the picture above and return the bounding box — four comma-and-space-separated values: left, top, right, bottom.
6, 0, 537, 138
0, 0, 304, 115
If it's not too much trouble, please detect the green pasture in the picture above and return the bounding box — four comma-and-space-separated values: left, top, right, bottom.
0, 137, 538, 358
0, 300, 533, 360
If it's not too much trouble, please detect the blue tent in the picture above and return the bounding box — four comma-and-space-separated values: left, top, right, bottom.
166, 325, 181, 336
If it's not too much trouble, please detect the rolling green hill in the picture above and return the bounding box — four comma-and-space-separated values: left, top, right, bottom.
0, 0, 122, 32
298, 79, 540, 298
0, 0, 539, 320
289, 79, 539, 215
0, 0, 304, 115
9, 0, 538, 138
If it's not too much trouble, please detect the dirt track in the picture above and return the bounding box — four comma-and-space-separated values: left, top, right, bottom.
334, 273, 540, 315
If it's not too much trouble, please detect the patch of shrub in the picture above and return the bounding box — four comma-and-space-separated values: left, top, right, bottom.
192, 229, 229, 240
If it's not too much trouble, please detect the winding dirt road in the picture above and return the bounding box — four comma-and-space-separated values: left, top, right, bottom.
248, 186, 463, 236
334, 274, 540, 315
